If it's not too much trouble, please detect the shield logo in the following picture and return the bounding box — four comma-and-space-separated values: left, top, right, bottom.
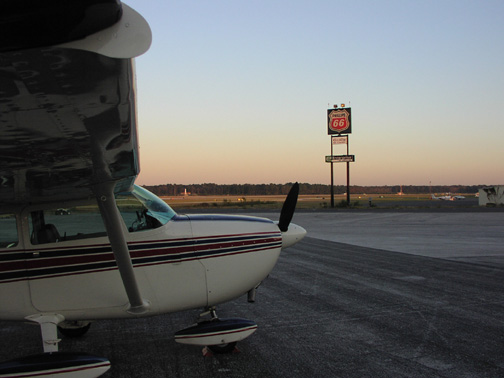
327, 108, 351, 134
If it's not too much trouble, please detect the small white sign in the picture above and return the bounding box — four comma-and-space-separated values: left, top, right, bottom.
332, 136, 348, 145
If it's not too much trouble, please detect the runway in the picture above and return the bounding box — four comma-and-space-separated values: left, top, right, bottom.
1, 211, 504, 377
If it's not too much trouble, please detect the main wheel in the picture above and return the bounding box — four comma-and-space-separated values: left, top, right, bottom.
208, 342, 237, 354
58, 321, 91, 338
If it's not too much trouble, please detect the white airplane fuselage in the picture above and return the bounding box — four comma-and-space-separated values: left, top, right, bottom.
0, 200, 290, 321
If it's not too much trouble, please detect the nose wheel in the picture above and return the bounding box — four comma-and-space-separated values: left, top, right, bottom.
207, 342, 237, 354
175, 306, 257, 354
58, 321, 91, 338
201, 308, 237, 355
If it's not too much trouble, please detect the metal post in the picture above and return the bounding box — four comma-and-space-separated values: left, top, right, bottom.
346, 137, 350, 206
346, 162, 350, 206
330, 137, 334, 208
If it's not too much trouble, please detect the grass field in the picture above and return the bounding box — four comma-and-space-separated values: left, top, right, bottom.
161, 193, 480, 210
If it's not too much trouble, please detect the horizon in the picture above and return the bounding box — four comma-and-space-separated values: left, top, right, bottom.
141, 182, 500, 188
127, 1, 504, 187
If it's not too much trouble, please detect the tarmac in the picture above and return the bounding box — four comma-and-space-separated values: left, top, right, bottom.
1, 208, 504, 377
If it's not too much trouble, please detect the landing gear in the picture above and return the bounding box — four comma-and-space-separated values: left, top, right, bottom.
203, 306, 219, 321
201, 308, 237, 355
25, 314, 64, 353
174, 306, 257, 354
58, 321, 91, 338
208, 342, 237, 354
247, 282, 262, 303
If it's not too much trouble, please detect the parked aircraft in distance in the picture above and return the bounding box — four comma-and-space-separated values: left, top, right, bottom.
431, 194, 466, 201
451, 195, 466, 200
0, 2, 306, 377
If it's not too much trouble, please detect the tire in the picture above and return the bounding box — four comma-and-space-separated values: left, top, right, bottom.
58, 321, 91, 338
208, 342, 237, 354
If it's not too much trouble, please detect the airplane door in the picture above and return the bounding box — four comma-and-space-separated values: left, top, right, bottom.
27, 207, 130, 312
0, 212, 30, 318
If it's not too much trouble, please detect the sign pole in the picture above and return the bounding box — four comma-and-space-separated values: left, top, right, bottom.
330, 138, 334, 208
327, 105, 353, 208
346, 137, 350, 206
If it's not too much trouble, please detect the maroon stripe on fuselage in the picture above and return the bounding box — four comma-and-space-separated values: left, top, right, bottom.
0, 232, 282, 282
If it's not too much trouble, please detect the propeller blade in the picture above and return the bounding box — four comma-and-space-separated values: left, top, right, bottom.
278, 182, 299, 232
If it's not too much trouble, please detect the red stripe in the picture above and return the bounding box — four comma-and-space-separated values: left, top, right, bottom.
27, 253, 115, 270
135, 244, 280, 268
130, 244, 193, 259
0, 233, 282, 282
127, 231, 280, 246
26, 236, 281, 269
130, 236, 281, 259
0, 261, 25, 272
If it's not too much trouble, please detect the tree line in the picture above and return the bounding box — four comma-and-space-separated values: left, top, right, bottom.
142, 183, 487, 196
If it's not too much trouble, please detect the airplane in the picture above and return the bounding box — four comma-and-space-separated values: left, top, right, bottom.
431, 194, 453, 201
431, 194, 465, 201
0, 2, 306, 377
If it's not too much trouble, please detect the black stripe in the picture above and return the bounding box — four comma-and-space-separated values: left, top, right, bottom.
0, 234, 282, 282
0, 352, 109, 375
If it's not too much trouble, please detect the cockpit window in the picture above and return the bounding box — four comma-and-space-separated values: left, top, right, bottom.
0, 214, 18, 248
116, 185, 176, 233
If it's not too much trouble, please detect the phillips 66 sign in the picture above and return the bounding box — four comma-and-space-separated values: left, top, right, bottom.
327, 108, 351, 135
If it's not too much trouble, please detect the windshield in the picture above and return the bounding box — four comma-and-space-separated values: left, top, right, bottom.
116, 185, 177, 232
131, 185, 177, 224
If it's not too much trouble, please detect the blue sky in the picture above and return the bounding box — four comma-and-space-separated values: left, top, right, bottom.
127, 0, 504, 186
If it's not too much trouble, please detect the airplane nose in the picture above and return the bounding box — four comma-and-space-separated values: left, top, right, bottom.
281, 223, 306, 249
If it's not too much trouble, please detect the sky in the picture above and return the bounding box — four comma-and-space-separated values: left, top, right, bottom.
126, 0, 504, 186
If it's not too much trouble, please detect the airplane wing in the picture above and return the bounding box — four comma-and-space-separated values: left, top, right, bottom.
0, 1, 151, 206
0, 1, 152, 314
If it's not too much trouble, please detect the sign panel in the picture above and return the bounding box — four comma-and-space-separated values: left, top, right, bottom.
327, 108, 352, 135
325, 155, 355, 163
332, 136, 348, 145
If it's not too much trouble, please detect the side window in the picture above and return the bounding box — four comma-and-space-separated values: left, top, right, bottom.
30, 203, 107, 245
0, 214, 18, 248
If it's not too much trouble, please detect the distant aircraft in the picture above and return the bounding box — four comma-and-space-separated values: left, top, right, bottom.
431, 194, 465, 201
431, 194, 452, 200
0, 2, 306, 377
451, 195, 466, 200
